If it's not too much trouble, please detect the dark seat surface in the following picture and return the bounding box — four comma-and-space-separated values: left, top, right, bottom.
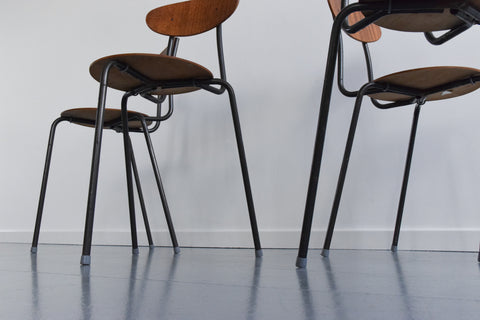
359, 0, 480, 32
370, 66, 480, 102
89, 53, 214, 95
61, 108, 152, 129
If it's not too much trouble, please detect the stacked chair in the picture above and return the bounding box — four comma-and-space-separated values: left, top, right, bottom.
31, 0, 262, 265
297, 0, 480, 268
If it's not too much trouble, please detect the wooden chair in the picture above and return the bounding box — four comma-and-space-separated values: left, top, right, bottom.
32, 0, 262, 265
297, 0, 480, 268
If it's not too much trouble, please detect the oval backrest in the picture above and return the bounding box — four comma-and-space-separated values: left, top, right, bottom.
327, 0, 381, 43
146, 0, 239, 37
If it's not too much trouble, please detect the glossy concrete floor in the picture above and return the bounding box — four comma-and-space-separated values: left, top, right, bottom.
0, 244, 479, 319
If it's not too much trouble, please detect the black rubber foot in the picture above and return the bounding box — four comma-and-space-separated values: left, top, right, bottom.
30, 247, 38, 254
255, 249, 263, 257
321, 249, 329, 258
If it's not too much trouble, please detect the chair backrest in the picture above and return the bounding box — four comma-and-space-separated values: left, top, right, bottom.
327, 0, 381, 42
146, 0, 239, 37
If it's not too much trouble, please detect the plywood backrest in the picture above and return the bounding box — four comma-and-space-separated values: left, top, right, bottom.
146, 0, 239, 36
327, 0, 381, 42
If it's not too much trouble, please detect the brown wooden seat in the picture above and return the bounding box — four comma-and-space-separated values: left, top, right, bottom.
297, 0, 480, 268
61, 108, 152, 129
359, 0, 480, 32
371, 66, 480, 102
89, 54, 213, 95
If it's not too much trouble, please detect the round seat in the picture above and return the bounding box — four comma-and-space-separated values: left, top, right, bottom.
89, 53, 213, 95
359, 0, 480, 32
61, 108, 151, 129
370, 66, 480, 102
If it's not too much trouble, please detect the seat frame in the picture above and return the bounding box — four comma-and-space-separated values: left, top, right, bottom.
297, 0, 480, 268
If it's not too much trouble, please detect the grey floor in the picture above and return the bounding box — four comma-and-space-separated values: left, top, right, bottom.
0, 243, 479, 319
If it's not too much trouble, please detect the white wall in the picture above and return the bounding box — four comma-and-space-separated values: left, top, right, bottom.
0, 0, 479, 251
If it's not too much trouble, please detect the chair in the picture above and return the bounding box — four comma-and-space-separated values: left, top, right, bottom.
297, 0, 480, 268
31, 0, 262, 265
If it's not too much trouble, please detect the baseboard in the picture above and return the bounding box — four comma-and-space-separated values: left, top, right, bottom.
2, 229, 479, 251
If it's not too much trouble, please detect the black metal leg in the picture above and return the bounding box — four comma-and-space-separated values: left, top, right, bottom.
80, 61, 118, 265
129, 137, 154, 247
31, 117, 66, 253
391, 104, 421, 252
321, 89, 368, 258
121, 94, 139, 254
222, 83, 262, 257
139, 118, 180, 254
296, 16, 346, 268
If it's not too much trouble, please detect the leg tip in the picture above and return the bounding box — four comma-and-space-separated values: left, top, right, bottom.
255, 249, 263, 258
321, 249, 330, 258
391, 245, 398, 252
149, 245, 155, 249
80, 255, 91, 265
132, 248, 139, 255
296, 257, 307, 268
174, 247, 181, 254
30, 247, 37, 254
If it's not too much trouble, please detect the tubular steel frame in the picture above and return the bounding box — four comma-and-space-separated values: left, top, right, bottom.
32, 24, 262, 265
296, 0, 480, 268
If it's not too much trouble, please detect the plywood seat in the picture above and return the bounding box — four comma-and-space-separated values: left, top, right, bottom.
359, 0, 480, 32
89, 53, 214, 95
370, 66, 480, 102
61, 108, 152, 129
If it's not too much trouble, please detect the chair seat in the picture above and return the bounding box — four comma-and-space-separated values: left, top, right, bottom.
89, 53, 213, 95
369, 66, 480, 102
61, 108, 151, 129
360, 0, 480, 32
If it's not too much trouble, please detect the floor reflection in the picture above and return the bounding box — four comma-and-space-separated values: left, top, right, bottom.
323, 258, 349, 320
81, 249, 180, 319
30, 254, 40, 320
296, 268, 316, 320
247, 258, 262, 320
81, 266, 91, 320
23, 246, 479, 320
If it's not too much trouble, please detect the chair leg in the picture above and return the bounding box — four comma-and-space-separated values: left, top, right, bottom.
81, 61, 118, 265
140, 118, 180, 254
296, 16, 344, 268
129, 137, 154, 247
322, 91, 365, 258
121, 95, 139, 255
391, 104, 421, 252
222, 83, 262, 257
31, 117, 66, 253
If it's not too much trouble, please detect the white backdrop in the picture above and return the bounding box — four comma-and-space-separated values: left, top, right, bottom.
0, 0, 479, 251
